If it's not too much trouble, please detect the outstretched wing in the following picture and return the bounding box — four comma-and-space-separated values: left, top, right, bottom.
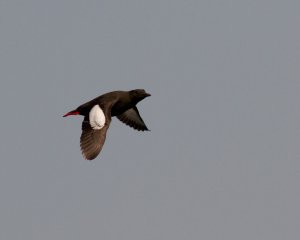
80, 102, 116, 160
117, 106, 149, 131
80, 118, 111, 160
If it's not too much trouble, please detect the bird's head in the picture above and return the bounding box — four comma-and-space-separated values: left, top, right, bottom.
129, 89, 151, 103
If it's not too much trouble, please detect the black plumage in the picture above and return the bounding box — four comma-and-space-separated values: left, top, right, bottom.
64, 89, 150, 160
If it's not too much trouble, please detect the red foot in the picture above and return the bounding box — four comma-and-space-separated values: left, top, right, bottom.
63, 111, 80, 117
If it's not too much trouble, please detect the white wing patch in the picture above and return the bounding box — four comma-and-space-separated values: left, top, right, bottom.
89, 105, 106, 130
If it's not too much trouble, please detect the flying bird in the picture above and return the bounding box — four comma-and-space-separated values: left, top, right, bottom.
63, 89, 151, 160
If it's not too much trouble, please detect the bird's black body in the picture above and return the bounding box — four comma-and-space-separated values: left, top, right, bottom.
64, 89, 150, 160
76, 90, 147, 116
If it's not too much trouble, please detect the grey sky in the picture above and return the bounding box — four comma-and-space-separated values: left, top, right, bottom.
1, 0, 300, 239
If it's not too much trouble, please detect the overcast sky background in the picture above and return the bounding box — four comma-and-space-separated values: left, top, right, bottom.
1, 0, 300, 239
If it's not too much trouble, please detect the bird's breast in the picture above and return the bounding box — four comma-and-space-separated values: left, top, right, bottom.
111, 101, 133, 116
